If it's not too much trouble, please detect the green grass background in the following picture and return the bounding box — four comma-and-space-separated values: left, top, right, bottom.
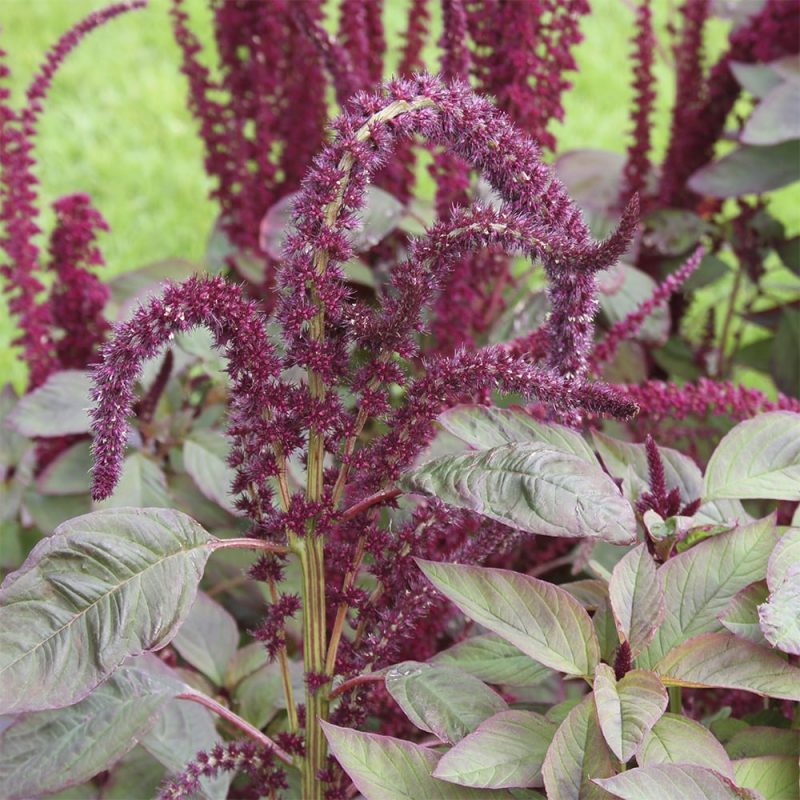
1, 0, 797, 389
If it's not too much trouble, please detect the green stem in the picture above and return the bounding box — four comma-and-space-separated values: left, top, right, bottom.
669, 686, 682, 715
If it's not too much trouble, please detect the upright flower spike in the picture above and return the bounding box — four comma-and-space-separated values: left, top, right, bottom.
621, 0, 656, 207
46, 193, 111, 370
0, 1, 145, 388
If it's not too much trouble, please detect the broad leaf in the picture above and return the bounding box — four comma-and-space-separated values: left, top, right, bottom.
0, 508, 214, 713
385, 661, 507, 743
35, 441, 93, 496
8, 371, 92, 437
322, 722, 503, 799
95, 452, 171, 509
541, 694, 618, 800
758, 564, 800, 655
742, 80, 800, 145
688, 140, 800, 197
767, 527, 800, 591
99, 746, 166, 800
771, 310, 800, 397
183, 429, 239, 515
438, 406, 597, 462
638, 516, 781, 668
726, 728, 800, 759
704, 412, 800, 500
592, 665, 668, 762
599, 263, 670, 343
720, 582, 770, 646
417, 561, 600, 676
608, 544, 665, 656
594, 764, 761, 800
655, 632, 800, 701
639, 713, 734, 778
173, 591, 239, 685
431, 634, 551, 687
433, 710, 556, 789
0, 667, 175, 800
592, 432, 703, 506
403, 443, 635, 544
733, 756, 799, 800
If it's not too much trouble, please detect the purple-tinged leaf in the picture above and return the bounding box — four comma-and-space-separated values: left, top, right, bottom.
172, 591, 239, 685
541, 694, 618, 800
385, 661, 507, 744
0, 667, 175, 800
704, 413, 800, 501
35, 441, 93, 496
768, 527, 800, 591
0, 508, 215, 714
593, 764, 761, 799
7, 370, 92, 437
655, 632, 800, 701
438, 406, 597, 463
638, 516, 781, 668
403, 443, 636, 545
732, 756, 799, 800
643, 210, 708, 257
730, 61, 783, 99
432, 710, 556, 789
431, 634, 551, 688
688, 140, 800, 198
321, 722, 504, 799
599, 264, 670, 344
719, 582, 770, 646
741, 80, 800, 145
771, 310, 800, 400
593, 597, 621, 664
639, 713, 735, 778
561, 580, 609, 611
592, 431, 703, 507
417, 561, 600, 676
608, 544, 665, 656
758, 564, 800, 655
593, 665, 668, 762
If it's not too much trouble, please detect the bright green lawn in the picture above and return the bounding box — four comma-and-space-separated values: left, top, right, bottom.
1, 0, 797, 389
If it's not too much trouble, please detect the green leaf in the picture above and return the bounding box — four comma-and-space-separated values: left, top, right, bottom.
704, 413, 800, 500
99, 746, 166, 800
0, 667, 175, 800
719, 582, 770, 646
172, 591, 239, 685
688, 140, 800, 197
742, 80, 800, 145
594, 764, 761, 800
417, 561, 600, 676
403, 443, 636, 545
541, 694, 618, 800
438, 406, 597, 463
726, 727, 800, 759
599, 263, 670, 343
431, 634, 551, 688
638, 516, 781, 668
643, 210, 708, 256
95, 452, 171, 509
758, 564, 800, 655
776, 235, 800, 276
433, 710, 556, 789
183, 429, 239, 515
771, 310, 800, 397
321, 722, 503, 800
732, 756, 799, 800
8, 371, 92, 437
730, 61, 784, 99
608, 544, 665, 656
0, 508, 215, 713
233, 660, 288, 729
768, 527, 800, 591
35, 441, 93, 496
592, 431, 703, 506
489, 291, 550, 345
385, 661, 507, 744
655, 632, 800, 701
639, 713, 735, 778
593, 665, 668, 762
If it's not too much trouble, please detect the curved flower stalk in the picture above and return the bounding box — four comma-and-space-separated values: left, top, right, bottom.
0, 1, 144, 387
